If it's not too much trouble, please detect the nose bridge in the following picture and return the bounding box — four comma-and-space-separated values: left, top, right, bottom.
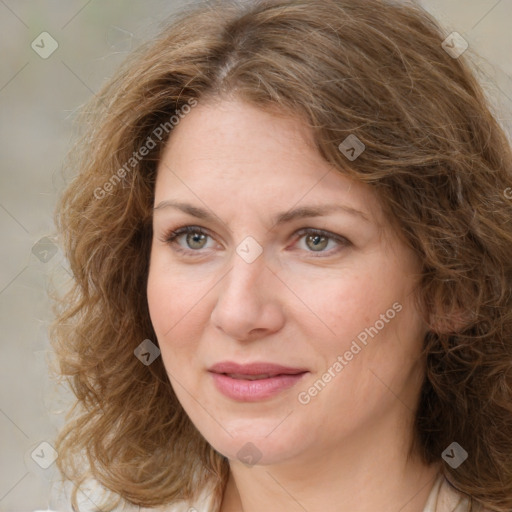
211, 239, 284, 338
224, 240, 268, 300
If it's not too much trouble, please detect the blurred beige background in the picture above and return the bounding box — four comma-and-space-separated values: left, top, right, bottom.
0, 1, 511, 510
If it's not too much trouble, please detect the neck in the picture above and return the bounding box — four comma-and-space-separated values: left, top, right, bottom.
220, 416, 441, 512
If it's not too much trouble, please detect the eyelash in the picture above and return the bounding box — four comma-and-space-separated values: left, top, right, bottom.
161, 225, 350, 258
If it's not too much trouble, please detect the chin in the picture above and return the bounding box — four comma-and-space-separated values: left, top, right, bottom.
211, 436, 300, 466
193, 415, 307, 466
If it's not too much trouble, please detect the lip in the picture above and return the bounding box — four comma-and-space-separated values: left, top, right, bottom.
209, 361, 309, 376
208, 361, 309, 402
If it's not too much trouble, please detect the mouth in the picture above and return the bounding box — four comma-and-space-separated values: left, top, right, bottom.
224, 373, 291, 380
208, 361, 309, 376
208, 361, 309, 401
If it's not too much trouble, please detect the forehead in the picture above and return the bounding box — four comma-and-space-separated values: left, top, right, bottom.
154, 97, 383, 224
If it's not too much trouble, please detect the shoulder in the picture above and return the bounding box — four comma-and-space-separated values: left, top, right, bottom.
49, 478, 216, 512
422, 474, 469, 512
138, 486, 216, 512
423, 473, 491, 512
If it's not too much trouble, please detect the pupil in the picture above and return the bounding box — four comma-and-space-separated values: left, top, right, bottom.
189, 233, 204, 248
309, 234, 326, 251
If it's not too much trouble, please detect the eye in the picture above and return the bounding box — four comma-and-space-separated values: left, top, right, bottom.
161, 225, 350, 257
162, 226, 214, 256
292, 227, 350, 256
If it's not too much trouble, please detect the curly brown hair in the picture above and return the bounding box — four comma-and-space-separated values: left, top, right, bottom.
50, 0, 512, 510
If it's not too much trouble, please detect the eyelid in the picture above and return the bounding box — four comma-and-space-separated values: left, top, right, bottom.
292, 227, 350, 252
161, 226, 216, 255
160, 224, 351, 257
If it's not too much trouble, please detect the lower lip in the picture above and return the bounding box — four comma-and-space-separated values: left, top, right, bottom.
210, 372, 308, 401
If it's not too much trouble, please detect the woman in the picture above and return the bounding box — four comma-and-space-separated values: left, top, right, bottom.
50, 0, 512, 511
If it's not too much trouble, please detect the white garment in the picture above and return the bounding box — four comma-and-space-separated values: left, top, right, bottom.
140, 473, 473, 512
422, 474, 472, 512
50, 473, 473, 512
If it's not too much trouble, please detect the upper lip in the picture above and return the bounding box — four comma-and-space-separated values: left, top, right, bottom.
208, 361, 309, 376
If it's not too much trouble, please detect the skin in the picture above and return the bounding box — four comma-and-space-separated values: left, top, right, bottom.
147, 97, 441, 512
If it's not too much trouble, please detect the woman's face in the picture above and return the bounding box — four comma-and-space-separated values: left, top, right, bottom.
147, 97, 428, 466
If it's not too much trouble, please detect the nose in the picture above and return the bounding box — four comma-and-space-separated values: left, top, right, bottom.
210, 249, 285, 342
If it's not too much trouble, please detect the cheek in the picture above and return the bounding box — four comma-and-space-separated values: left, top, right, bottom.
147, 257, 185, 366
147, 251, 197, 336
297, 268, 383, 339
146, 264, 170, 337
146, 256, 208, 367
304, 262, 421, 366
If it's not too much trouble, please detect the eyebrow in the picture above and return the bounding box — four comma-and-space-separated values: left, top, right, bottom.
153, 200, 370, 226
